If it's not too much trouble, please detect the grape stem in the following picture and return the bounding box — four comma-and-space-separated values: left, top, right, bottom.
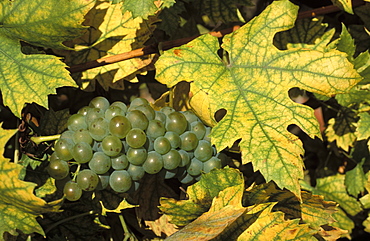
30, 134, 61, 145
44, 210, 95, 234
119, 214, 137, 241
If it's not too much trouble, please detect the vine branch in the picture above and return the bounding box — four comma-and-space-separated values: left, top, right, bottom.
68, 0, 366, 74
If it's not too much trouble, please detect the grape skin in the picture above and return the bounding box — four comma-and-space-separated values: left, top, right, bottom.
76, 169, 99, 191
109, 170, 132, 193
63, 181, 83, 201
143, 151, 163, 174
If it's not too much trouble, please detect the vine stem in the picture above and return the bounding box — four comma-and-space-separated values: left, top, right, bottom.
30, 134, 61, 145
68, 0, 365, 74
119, 214, 137, 241
14, 119, 20, 164
44, 210, 95, 234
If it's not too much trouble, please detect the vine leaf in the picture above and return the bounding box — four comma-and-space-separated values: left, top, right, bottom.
345, 159, 366, 197
301, 175, 363, 217
155, 0, 362, 200
330, 0, 354, 14
0, 36, 77, 117
0, 0, 94, 49
122, 0, 176, 19
0, 128, 62, 238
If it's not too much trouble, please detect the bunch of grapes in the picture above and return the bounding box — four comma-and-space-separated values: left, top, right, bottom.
47, 96, 225, 201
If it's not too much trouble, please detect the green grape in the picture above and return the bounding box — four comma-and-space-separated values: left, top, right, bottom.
194, 140, 213, 162
129, 97, 149, 108
96, 173, 110, 190
164, 131, 181, 149
101, 135, 122, 156
54, 138, 74, 161
165, 112, 187, 135
155, 111, 166, 123
178, 149, 191, 167
109, 170, 132, 192
89, 152, 111, 174
67, 113, 87, 132
89, 117, 109, 141
105, 106, 125, 121
73, 129, 93, 145
109, 115, 132, 139
164, 168, 178, 179
181, 110, 200, 125
111, 153, 129, 170
126, 110, 149, 130
86, 107, 105, 124
160, 106, 175, 116
146, 119, 166, 139
78, 106, 92, 116
153, 136, 171, 155
162, 149, 181, 170
127, 164, 145, 181
126, 128, 147, 148
180, 131, 199, 151
47, 159, 70, 180
111, 101, 128, 114
203, 126, 212, 142
177, 170, 195, 184
63, 181, 83, 201
127, 147, 147, 165
190, 121, 206, 140
131, 104, 155, 121
187, 158, 203, 176
49, 151, 60, 162
76, 169, 99, 191
72, 142, 93, 164
89, 96, 110, 111
60, 130, 75, 141
143, 151, 163, 174
144, 136, 154, 152
203, 157, 221, 173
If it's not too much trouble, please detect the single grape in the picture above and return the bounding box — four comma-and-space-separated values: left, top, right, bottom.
162, 149, 181, 170
160, 106, 175, 116
49, 151, 60, 162
63, 181, 83, 201
203, 157, 222, 173
105, 106, 125, 121
146, 119, 166, 139
165, 112, 187, 135
86, 107, 105, 124
126, 128, 147, 148
131, 104, 155, 121
194, 140, 213, 162
54, 138, 74, 161
153, 136, 171, 155
109, 170, 132, 193
67, 113, 87, 132
190, 121, 206, 140
155, 111, 166, 123
178, 171, 195, 184
129, 97, 150, 108
96, 173, 110, 190
111, 101, 128, 114
178, 149, 191, 167
76, 169, 99, 191
60, 130, 75, 141
143, 151, 163, 174
89, 96, 110, 111
47, 159, 70, 180
127, 147, 147, 165
164, 131, 181, 149
89, 117, 109, 141
181, 110, 200, 125
187, 158, 203, 176
127, 164, 145, 181
111, 153, 129, 170
78, 106, 92, 116
89, 152, 111, 174
101, 135, 123, 157
125, 110, 149, 130
72, 142, 93, 164
109, 115, 132, 139
73, 129, 93, 145
180, 131, 199, 151
203, 127, 212, 142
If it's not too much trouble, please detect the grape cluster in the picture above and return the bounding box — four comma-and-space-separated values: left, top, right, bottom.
47, 97, 225, 201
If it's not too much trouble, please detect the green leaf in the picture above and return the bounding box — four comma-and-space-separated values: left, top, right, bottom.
159, 167, 244, 226
300, 175, 363, 216
356, 112, 370, 140
39, 108, 70, 136
345, 159, 366, 197
100, 199, 137, 216
0, 37, 77, 117
331, 208, 354, 238
0, 128, 61, 238
156, 0, 362, 200
0, 0, 94, 49
121, 0, 175, 19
